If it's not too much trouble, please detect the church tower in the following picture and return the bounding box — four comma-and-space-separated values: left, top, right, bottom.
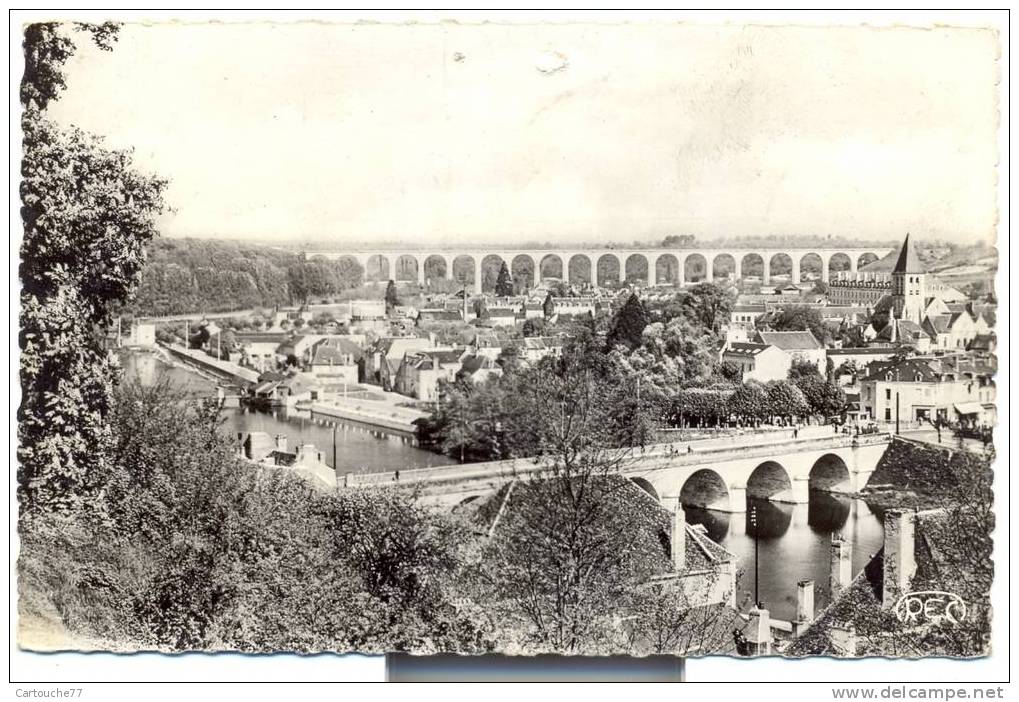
891, 233, 926, 324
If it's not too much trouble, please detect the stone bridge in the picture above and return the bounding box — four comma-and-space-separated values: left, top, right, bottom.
346, 428, 893, 511
311, 246, 891, 293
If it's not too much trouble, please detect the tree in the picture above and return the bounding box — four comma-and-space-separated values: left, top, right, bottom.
788, 358, 821, 380
188, 325, 211, 350
841, 324, 867, 348
549, 281, 572, 298
218, 329, 237, 360
660, 234, 695, 248
672, 387, 733, 427
768, 305, 826, 342
472, 298, 489, 320
20, 378, 493, 653
542, 291, 555, 320
606, 293, 649, 350
765, 380, 810, 422
384, 280, 400, 313
496, 344, 522, 374
21, 22, 120, 110
522, 317, 546, 338
680, 283, 733, 333
494, 262, 514, 297
727, 382, 770, 424
468, 348, 661, 653
794, 374, 847, 418
870, 309, 891, 334
19, 23, 167, 516
834, 360, 860, 383
718, 360, 742, 383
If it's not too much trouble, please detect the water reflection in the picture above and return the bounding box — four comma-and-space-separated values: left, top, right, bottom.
745, 498, 792, 539
120, 349, 455, 475
807, 490, 851, 533
685, 492, 884, 621
682, 506, 730, 544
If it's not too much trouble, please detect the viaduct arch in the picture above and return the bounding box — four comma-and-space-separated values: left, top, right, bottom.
311, 246, 889, 292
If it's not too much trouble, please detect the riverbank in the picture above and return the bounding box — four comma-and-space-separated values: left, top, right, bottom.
858, 435, 992, 510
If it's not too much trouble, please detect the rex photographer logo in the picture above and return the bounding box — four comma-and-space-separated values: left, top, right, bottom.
893, 591, 967, 625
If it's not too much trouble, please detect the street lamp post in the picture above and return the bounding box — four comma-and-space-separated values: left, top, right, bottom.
895, 391, 900, 435
750, 503, 760, 606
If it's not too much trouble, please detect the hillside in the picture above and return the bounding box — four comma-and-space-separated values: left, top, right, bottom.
125, 238, 368, 316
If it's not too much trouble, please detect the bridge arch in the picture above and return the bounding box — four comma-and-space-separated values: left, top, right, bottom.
394, 254, 419, 283
597, 253, 621, 287
452, 494, 482, 513
769, 253, 793, 281
625, 253, 650, 285
799, 253, 823, 282
741, 253, 764, 280
568, 254, 592, 285
423, 255, 447, 283
857, 252, 880, 269
630, 477, 660, 503
684, 253, 707, 283
808, 453, 852, 494
481, 254, 507, 293
828, 252, 852, 277
539, 253, 563, 282
365, 254, 391, 282
680, 469, 730, 511
452, 255, 476, 286
747, 460, 792, 500
655, 254, 680, 285
512, 254, 536, 292
713, 253, 736, 281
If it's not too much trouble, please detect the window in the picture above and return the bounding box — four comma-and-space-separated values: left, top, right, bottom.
885, 408, 892, 421
885, 388, 891, 400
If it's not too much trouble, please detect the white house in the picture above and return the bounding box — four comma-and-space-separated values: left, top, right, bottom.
721, 342, 791, 382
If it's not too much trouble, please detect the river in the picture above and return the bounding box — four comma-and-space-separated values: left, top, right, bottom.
119, 349, 456, 474
121, 349, 883, 621
686, 494, 885, 622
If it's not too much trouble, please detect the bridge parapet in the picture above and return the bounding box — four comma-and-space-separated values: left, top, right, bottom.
345, 432, 892, 490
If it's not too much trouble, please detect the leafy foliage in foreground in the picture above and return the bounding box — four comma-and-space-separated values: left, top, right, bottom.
19, 380, 493, 654
19, 22, 167, 516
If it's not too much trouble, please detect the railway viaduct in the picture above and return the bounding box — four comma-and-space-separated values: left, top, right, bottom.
312, 246, 890, 293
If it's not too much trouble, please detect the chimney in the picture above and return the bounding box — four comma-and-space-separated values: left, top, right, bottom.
662, 495, 686, 570
274, 434, 288, 452
830, 534, 852, 598
746, 606, 773, 655
796, 579, 815, 625
882, 509, 917, 607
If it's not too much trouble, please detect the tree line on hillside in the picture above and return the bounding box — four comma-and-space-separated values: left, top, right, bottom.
125, 240, 370, 316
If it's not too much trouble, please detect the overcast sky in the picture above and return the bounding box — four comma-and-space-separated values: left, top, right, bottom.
47, 21, 1000, 246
